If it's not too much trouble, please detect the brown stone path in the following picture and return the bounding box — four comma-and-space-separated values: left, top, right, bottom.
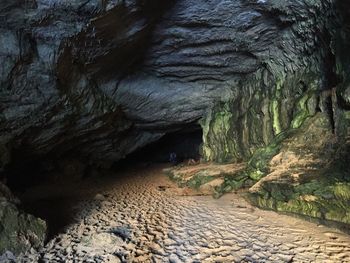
19, 165, 350, 262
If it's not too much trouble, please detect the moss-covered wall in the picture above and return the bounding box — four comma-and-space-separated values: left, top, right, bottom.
199, 0, 341, 165
200, 70, 320, 164
198, 0, 350, 227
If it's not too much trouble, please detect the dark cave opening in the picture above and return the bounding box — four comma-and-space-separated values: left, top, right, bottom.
115, 128, 203, 169
2, 127, 204, 240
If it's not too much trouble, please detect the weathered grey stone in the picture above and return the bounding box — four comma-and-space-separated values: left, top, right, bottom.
0, 0, 339, 168
0, 182, 47, 255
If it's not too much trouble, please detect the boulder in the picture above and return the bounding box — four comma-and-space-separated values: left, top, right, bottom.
0, 182, 47, 255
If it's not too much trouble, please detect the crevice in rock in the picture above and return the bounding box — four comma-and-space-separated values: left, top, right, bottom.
325, 94, 336, 133
337, 93, 350, 111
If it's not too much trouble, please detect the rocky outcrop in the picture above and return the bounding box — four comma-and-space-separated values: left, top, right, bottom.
242, 1, 350, 226
248, 113, 350, 225
164, 163, 246, 197
0, 182, 46, 255
199, 1, 339, 163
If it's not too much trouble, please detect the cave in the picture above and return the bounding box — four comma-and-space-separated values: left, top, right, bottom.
1, 0, 350, 262
117, 128, 203, 166
4, 128, 204, 190
4, 128, 204, 241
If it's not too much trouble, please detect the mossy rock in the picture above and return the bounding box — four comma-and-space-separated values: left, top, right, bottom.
213, 172, 252, 198
0, 202, 47, 254
0, 183, 47, 255
249, 171, 350, 226
186, 174, 216, 190
247, 110, 350, 227
247, 130, 294, 180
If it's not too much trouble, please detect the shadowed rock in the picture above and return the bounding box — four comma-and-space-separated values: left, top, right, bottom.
0, 0, 339, 167
0, 182, 46, 255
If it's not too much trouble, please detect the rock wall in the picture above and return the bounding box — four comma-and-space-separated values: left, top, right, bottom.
198, 1, 350, 227
0, 0, 340, 169
200, 1, 338, 163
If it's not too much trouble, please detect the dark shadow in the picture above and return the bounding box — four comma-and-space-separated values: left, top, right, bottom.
3, 126, 203, 240
20, 196, 79, 240
114, 128, 203, 170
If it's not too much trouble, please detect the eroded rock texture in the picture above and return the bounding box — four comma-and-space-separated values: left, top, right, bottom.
0, 0, 340, 167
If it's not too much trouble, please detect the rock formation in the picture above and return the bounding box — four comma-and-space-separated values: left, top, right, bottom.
0, 0, 350, 255
0, 182, 46, 254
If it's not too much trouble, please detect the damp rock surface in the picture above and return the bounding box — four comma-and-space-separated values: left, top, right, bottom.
0, 182, 46, 255
17, 165, 350, 262
247, 113, 350, 225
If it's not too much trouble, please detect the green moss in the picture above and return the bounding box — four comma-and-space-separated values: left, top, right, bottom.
333, 183, 350, 200
248, 169, 265, 181
186, 174, 216, 190
199, 69, 323, 165
247, 130, 292, 181
199, 111, 213, 161
245, 91, 318, 182
197, 69, 350, 227
270, 78, 284, 135
291, 92, 315, 129
270, 99, 282, 135
249, 174, 350, 225
212, 171, 254, 199
200, 102, 238, 163
246, 108, 350, 226
0, 202, 47, 255
166, 167, 218, 190
277, 199, 322, 218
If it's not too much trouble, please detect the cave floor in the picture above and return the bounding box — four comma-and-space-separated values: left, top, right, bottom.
19, 164, 350, 263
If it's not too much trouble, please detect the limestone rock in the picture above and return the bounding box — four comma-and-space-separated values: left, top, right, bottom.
0, 0, 339, 168
248, 113, 350, 225
1, 0, 350, 232
0, 182, 47, 255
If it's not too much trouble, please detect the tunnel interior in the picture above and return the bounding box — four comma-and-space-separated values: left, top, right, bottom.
4, 127, 203, 190
1, 127, 204, 240
115, 128, 203, 168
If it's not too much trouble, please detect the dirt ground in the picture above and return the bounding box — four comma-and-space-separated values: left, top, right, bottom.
17, 164, 350, 262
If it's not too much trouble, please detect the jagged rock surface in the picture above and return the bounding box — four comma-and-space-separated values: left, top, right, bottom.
248, 113, 350, 225
0, 0, 340, 167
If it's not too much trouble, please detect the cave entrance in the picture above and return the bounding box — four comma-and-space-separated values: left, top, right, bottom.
116, 127, 203, 168
3, 127, 203, 240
